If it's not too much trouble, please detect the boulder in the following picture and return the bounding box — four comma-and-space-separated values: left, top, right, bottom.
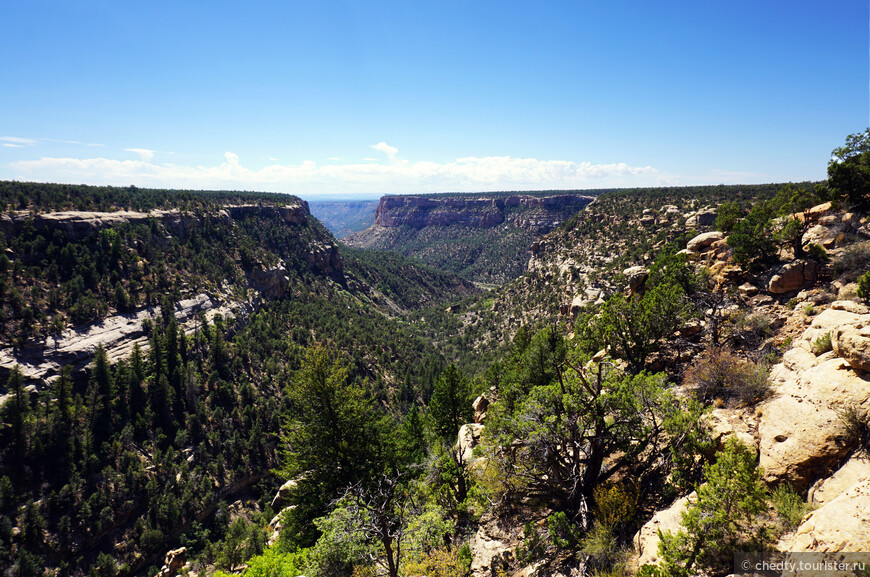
738, 282, 759, 298
686, 231, 725, 253
456, 423, 484, 463
802, 224, 845, 249
685, 208, 717, 228
768, 260, 819, 294
778, 479, 870, 553
830, 300, 869, 315
808, 455, 870, 507
569, 294, 588, 316
473, 394, 490, 424
470, 511, 521, 577
155, 547, 187, 577
633, 493, 694, 568
622, 266, 649, 294
708, 262, 743, 285
703, 409, 757, 453
270, 478, 300, 511
832, 326, 870, 372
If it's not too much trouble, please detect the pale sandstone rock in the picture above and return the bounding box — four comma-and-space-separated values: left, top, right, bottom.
0, 293, 248, 390
830, 300, 869, 315
456, 423, 484, 463
623, 266, 649, 294
739, 282, 759, 298
703, 409, 757, 453
633, 493, 694, 568
778, 479, 870, 553
473, 395, 490, 424
270, 478, 301, 511
758, 307, 870, 491
686, 231, 725, 253
832, 326, 870, 372
808, 455, 870, 507
155, 547, 187, 577
471, 511, 520, 577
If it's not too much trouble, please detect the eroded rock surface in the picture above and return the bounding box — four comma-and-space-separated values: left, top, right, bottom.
758, 306, 870, 491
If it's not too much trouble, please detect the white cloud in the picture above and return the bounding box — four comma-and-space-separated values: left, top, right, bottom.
1, 136, 37, 146
371, 141, 398, 162
2, 143, 25, 148
125, 148, 155, 161
6, 151, 667, 196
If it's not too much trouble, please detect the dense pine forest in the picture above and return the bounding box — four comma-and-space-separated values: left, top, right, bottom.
2, 129, 870, 577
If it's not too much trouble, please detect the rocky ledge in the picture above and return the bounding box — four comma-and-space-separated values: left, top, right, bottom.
0, 203, 310, 241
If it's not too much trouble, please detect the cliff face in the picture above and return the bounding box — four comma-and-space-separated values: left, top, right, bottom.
345, 193, 596, 284
0, 203, 310, 241
373, 194, 594, 233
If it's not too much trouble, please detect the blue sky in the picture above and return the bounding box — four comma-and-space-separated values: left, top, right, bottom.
1, 1, 867, 199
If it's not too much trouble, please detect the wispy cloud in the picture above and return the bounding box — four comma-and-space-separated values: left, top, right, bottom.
7, 150, 667, 196
1, 136, 37, 146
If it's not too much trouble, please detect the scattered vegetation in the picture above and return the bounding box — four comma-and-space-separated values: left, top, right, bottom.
684, 347, 770, 407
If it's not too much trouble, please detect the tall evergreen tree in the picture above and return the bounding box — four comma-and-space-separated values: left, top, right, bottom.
428, 364, 472, 443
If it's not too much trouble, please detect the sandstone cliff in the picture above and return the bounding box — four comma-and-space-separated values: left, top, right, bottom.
372, 193, 594, 233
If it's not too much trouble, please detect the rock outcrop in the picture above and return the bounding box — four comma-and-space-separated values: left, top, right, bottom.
633, 493, 694, 568
778, 479, 870, 553
250, 264, 291, 299
456, 423, 484, 463
768, 260, 819, 294
0, 293, 251, 387
470, 511, 521, 577
0, 203, 310, 241
155, 547, 186, 577
831, 325, 870, 373
686, 231, 724, 253
807, 455, 870, 507
622, 266, 649, 295
757, 305, 870, 492
270, 478, 301, 511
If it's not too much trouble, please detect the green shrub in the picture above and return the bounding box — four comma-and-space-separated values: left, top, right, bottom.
770, 484, 809, 532
858, 271, 870, 303
653, 439, 772, 577
515, 521, 546, 564
811, 332, 833, 355
547, 511, 581, 549
805, 243, 829, 261
730, 312, 774, 347
838, 406, 870, 455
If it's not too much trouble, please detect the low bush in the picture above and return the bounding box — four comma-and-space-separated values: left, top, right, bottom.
684, 347, 770, 407
770, 484, 810, 532
835, 242, 870, 282
858, 271, 870, 303
811, 332, 832, 355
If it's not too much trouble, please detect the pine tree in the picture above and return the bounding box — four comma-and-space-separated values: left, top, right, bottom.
91, 346, 115, 446
428, 365, 472, 443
